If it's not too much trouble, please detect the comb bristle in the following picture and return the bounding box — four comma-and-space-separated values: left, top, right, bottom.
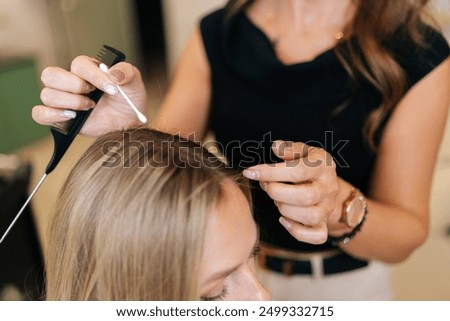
96, 45, 125, 67
96, 49, 115, 66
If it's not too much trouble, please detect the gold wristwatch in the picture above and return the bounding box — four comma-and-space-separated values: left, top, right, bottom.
340, 189, 367, 228
329, 188, 368, 245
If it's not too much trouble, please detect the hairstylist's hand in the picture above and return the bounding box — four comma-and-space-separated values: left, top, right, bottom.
32, 55, 147, 136
243, 141, 339, 244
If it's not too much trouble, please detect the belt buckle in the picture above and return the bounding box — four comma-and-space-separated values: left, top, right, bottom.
282, 259, 295, 276
259, 252, 295, 276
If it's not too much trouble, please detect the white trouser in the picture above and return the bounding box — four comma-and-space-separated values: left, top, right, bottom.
258, 260, 393, 301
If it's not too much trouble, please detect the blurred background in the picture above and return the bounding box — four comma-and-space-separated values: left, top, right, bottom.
0, 0, 449, 300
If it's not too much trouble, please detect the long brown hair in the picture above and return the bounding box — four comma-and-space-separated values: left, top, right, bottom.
45, 128, 248, 300
226, 0, 432, 150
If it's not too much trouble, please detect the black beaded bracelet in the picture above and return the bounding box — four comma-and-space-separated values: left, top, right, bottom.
329, 208, 368, 245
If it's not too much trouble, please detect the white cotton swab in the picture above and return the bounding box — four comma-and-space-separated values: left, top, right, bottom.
99, 63, 147, 124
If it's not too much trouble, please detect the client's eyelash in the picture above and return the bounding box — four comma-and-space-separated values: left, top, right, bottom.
201, 286, 228, 301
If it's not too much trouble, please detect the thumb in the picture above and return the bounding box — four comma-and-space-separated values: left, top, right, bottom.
108, 62, 140, 86
272, 140, 311, 161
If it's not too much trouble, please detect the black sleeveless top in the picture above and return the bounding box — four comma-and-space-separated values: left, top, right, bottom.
200, 8, 450, 252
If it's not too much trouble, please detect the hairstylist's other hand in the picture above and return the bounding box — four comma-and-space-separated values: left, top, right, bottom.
32, 55, 147, 136
243, 141, 339, 244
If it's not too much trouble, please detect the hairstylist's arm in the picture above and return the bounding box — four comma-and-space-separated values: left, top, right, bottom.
327, 57, 450, 263
153, 29, 211, 140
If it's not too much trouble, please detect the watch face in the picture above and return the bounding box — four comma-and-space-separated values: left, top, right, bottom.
346, 195, 366, 227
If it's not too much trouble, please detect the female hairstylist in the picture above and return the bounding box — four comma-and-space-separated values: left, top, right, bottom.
33, 0, 450, 300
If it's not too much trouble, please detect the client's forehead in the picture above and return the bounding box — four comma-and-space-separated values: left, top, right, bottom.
198, 179, 256, 286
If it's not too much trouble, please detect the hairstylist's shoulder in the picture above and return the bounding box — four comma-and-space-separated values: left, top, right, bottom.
404, 24, 450, 87
199, 7, 226, 31
199, 7, 227, 60
421, 25, 450, 62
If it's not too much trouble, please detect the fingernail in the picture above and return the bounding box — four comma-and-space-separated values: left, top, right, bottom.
279, 217, 292, 230
104, 83, 118, 95
87, 100, 96, 108
108, 69, 125, 84
243, 169, 260, 180
274, 140, 292, 150
273, 140, 285, 148
260, 181, 268, 191
60, 110, 76, 119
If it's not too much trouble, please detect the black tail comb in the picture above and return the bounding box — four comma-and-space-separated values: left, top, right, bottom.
0, 45, 126, 244
45, 45, 125, 174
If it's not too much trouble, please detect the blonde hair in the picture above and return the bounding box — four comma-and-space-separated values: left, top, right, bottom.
45, 128, 247, 300
226, 0, 433, 150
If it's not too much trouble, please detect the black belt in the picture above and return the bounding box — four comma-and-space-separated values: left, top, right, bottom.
261, 251, 368, 276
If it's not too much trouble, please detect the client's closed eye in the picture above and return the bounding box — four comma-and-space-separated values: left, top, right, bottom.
201, 285, 229, 301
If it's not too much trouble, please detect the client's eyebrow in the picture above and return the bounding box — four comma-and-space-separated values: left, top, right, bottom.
204, 232, 260, 284
205, 264, 241, 284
